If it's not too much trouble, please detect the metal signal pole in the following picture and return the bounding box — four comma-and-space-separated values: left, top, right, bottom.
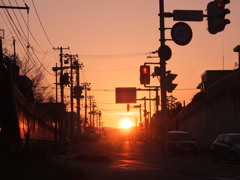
159, 0, 168, 169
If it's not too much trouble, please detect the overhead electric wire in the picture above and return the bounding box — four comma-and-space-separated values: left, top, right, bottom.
0, 1, 53, 87
15, 0, 53, 54
0, 12, 25, 56
87, 67, 136, 72
0, 1, 57, 99
7, 0, 29, 43
79, 52, 148, 59
30, 48, 54, 76
0, 0, 28, 44
0, 2, 34, 68
31, 0, 54, 48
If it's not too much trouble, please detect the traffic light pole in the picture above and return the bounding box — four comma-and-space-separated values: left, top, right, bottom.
159, 0, 168, 169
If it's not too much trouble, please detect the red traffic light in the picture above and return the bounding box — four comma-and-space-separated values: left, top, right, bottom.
127, 104, 130, 111
141, 66, 150, 74
216, 0, 230, 7
140, 65, 150, 85
207, 0, 231, 34
217, 2, 225, 7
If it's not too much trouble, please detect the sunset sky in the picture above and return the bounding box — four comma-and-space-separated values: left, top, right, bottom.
1, 0, 240, 128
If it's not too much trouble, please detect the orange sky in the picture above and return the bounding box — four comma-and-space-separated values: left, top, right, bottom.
1, 0, 240, 127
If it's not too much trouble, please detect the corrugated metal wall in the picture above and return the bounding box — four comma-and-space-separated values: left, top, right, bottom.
174, 71, 240, 149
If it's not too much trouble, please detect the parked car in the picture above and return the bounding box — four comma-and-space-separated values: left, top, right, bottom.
211, 133, 240, 163
167, 131, 198, 156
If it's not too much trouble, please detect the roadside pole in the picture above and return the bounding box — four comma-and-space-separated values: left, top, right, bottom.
159, 0, 168, 170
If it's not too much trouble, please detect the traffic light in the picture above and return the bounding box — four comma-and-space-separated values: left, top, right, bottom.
127, 104, 130, 111
140, 65, 150, 85
207, 0, 230, 34
165, 71, 178, 93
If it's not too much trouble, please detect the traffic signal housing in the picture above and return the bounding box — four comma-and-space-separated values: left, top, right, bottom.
207, 0, 230, 34
140, 65, 150, 85
127, 104, 130, 111
165, 71, 178, 93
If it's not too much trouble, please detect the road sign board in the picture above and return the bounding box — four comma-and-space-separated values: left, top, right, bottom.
171, 22, 192, 46
173, 10, 203, 21
115, 87, 136, 103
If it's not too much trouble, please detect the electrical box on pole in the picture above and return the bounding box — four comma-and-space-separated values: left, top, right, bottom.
207, 0, 230, 34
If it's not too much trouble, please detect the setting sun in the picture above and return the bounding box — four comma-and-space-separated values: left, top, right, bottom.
120, 119, 133, 129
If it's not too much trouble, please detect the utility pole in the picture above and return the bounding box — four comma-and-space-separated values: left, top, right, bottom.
82, 82, 91, 133
64, 53, 79, 139
13, 38, 16, 64
92, 101, 96, 127
134, 104, 142, 128
156, 87, 159, 112
75, 60, 83, 136
143, 97, 147, 127
0, 30, 3, 63
70, 55, 74, 139
149, 87, 152, 119
0, 3, 29, 61
88, 95, 94, 127
55, 63, 58, 103
143, 97, 149, 140
53, 47, 69, 104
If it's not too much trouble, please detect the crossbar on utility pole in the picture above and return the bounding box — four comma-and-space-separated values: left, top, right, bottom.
0, 5, 29, 12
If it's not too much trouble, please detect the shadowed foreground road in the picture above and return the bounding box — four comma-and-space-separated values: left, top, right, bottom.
65, 140, 240, 180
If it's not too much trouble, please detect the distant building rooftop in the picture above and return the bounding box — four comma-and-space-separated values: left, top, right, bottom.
197, 70, 235, 91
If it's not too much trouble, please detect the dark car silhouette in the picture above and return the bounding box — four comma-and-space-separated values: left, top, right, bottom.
167, 131, 198, 156
212, 133, 240, 163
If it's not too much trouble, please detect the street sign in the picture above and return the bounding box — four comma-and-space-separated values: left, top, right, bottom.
158, 45, 172, 61
173, 10, 203, 21
115, 87, 136, 103
171, 22, 192, 46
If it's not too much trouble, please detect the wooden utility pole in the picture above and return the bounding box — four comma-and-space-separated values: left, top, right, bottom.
82, 82, 91, 133
88, 96, 94, 127
74, 59, 83, 136
53, 47, 69, 104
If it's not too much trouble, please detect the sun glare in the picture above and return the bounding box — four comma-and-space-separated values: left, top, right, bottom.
120, 119, 133, 129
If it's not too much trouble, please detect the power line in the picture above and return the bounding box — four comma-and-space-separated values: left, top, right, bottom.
0, 5, 53, 88
79, 52, 148, 59
87, 67, 136, 72
15, 0, 52, 54
31, 0, 54, 48
7, 0, 28, 43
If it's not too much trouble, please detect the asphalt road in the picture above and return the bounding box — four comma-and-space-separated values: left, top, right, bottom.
66, 140, 240, 180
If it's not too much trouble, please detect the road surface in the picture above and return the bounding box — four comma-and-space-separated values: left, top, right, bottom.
65, 140, 240, 180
